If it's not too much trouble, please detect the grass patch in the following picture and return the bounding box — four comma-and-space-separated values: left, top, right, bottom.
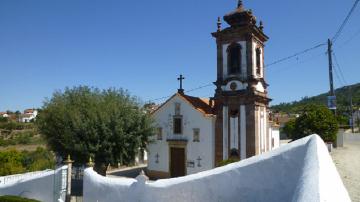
0, 195, 40, 202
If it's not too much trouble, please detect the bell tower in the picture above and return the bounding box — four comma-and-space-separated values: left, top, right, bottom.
212, 1, 271, 165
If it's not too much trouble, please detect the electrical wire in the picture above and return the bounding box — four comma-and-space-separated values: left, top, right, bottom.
148, 83, 213, 102
265, 43, 326, 68
148, 42, 329, 103
332, 0, 360, 43
337, 27, 360, 49
333, 52, 348, 85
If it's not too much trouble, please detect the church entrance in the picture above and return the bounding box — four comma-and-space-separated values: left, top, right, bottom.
170, 147, 186, 177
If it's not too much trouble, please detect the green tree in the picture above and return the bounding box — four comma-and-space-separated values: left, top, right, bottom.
293, 104, 338, 142
282, 119, 296, 139
0, 116, 8, 122
36, 86, 154, 175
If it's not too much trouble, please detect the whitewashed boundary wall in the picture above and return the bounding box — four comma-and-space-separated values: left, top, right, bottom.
0, 166, 67, 202
344, 133, 360, 141
0, 169, 51, 185
84, 135, 350, 202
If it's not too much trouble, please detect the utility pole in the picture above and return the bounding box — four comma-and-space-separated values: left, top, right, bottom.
350, 86, 355, 133
327, 39, 336, 114
328, 39, 335, 96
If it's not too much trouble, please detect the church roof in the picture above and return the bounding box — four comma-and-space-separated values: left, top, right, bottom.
151, 93, 215, 117
181, 94, 214, 116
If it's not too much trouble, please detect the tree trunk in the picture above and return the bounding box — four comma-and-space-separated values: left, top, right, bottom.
93, 163, 107, 176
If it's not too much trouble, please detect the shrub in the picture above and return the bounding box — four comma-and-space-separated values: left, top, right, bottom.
0, 148, 55, 176
0, 149, 25, 176
293, 104, 338, 142
23, 147, 55, 171
218, 158, 239, 167
0, 117, 8, 123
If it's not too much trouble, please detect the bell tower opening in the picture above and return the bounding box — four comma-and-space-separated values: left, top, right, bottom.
227, 43, 242, 75
256, 48, 262, 76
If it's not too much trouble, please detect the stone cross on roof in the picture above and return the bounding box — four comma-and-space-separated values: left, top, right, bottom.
177, 74, 185, 94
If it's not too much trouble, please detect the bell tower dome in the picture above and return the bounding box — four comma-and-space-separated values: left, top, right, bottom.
212, 1, 271, 165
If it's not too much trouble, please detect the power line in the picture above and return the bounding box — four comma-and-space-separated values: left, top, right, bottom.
148, 42, 329, 103
269, 51, 327, 74
265, 43, 326, 68
333, 62, 344, 87
337, 27, 360, 49
332, 0, 360, 43
333, 51, 348, 85
148, 83, 213, 102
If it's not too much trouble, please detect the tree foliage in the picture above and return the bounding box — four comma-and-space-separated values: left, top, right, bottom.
281, 119, 296, 139
271, 83, 360, 128
293, 104, 338, 142
36, 86, 154, 175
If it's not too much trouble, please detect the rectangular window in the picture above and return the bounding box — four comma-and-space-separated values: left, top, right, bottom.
157, 127, 162, 140
175, 103, 181, 115
173, 117, 182, 134
193, 128, 200, 142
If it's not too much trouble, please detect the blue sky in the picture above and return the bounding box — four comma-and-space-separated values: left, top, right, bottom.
0, 0, 359, 112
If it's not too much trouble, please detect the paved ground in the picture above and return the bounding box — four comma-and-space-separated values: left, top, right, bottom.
107, 164, 147, 178
331, 138, 360, 202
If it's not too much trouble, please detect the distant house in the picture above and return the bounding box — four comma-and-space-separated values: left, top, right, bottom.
19, 109, 38, 123
0, 112, 9, 118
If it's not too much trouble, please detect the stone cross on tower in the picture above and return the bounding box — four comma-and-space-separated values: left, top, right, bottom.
177, 74, 185, 94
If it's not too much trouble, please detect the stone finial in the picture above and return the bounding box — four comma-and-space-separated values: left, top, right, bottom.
87, 156, 94, 167
259, 21, 264, 31
217, 17, 222, 32
63, 154, 74, 164
136, 170, 149, 183
237, 0, 244, 9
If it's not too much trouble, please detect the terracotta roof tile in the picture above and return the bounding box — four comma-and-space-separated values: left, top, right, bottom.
24, 109, 34, 114
181, 94, 214, 115
151, 93, 215, 117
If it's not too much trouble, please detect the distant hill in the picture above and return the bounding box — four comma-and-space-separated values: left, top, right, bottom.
271, 83, 360, 114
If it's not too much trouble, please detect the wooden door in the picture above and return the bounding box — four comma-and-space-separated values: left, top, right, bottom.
170, 147, 186, 177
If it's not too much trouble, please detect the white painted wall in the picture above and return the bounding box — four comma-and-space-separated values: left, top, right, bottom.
222, 80, 248, 91
222, 106, 228, 160
0, 166, 67, 202
271, 128, 280, 149
148, 95, 215, 175
240, 105, 246, 159
255, 82, 265, 93
84, 135, 350, 202
230, 117, 239, 150
252, 41, 263, 78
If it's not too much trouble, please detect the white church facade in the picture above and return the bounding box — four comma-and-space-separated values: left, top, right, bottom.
147, 1, 280, 179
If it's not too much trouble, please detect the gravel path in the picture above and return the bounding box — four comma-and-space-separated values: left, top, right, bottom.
331, 139, 360, 202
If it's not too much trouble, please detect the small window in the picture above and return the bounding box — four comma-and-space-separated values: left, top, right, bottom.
193, 128, 200, 142
157, 127, 162, 140
256, 48, 261, 75
173, 116, 182, 134
175, 103, 181, 115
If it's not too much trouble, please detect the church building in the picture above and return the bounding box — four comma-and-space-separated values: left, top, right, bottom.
147, 1, 279, 179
